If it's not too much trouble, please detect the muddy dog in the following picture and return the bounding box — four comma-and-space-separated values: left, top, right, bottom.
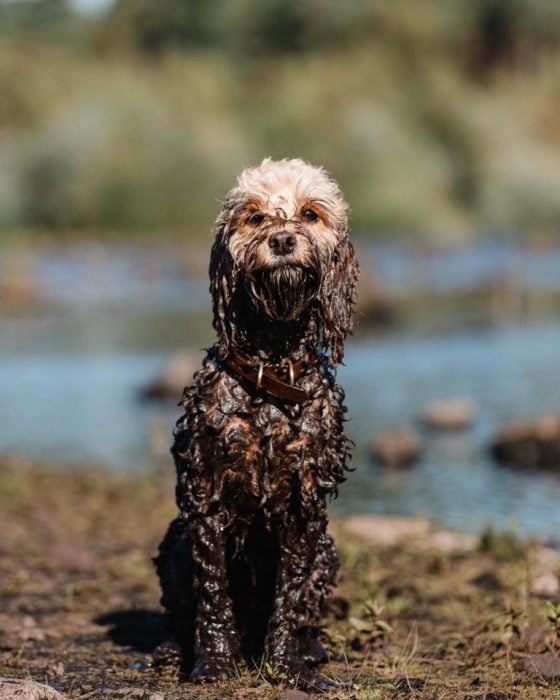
154, 158, 359, 688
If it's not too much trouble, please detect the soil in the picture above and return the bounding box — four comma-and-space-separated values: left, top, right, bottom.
1, 454, 559, 699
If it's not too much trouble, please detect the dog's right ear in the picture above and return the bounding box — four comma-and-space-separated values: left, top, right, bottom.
319, 233, 359, 365
209, 213, 237, 357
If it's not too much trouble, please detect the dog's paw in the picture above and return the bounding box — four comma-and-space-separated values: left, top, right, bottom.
268, 656, 340, 690
152, 640, 182, 668
189, 655, 236, 684
299, 637, 328, 667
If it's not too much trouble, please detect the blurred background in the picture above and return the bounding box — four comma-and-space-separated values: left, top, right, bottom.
1, 0, 560, 540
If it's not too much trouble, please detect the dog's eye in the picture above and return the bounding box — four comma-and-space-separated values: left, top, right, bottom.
249, 212, 265, 225
302, 209, 319, 222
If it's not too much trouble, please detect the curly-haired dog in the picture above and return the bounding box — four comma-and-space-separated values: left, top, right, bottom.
155, 158, 359, 688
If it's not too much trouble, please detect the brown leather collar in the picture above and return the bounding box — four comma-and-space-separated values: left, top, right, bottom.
224, 351, 308, 403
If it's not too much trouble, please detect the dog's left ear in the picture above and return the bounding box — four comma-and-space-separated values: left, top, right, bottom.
209, 213, 238, 357
320, 234, 359, 365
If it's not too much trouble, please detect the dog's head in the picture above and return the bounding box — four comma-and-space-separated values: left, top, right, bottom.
210, 158, 358, 363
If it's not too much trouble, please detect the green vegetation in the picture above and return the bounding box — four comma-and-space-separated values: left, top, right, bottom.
0, 0, 560, 239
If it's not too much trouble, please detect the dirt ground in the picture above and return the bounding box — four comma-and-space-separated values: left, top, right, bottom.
1, 454, 560, 699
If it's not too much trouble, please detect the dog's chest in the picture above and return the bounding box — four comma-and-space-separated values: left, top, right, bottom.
208, 370, 333, 509
175, 360, 345, 516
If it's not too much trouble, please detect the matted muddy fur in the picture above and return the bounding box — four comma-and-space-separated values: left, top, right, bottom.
154, 158, 359, 689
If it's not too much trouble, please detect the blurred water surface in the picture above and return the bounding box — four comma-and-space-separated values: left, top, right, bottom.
12, 238, 560, 311
2, 241, 560, 540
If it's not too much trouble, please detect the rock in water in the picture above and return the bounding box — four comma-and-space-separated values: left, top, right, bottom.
371, 426, 422, 467
491, 414, 560, 470
422, 397, 475, 431
140, 350, 200, 402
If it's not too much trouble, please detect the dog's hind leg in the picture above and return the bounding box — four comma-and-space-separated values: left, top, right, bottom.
153, 517, 196, 674
298, 530, 339, 666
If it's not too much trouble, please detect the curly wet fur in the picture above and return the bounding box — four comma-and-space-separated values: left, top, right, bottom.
155, 158, 359, 687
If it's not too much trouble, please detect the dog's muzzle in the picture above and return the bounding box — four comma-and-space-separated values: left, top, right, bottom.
245, 264, 320, 321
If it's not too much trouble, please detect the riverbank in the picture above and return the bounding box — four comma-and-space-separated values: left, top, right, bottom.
1, 455, 559, 698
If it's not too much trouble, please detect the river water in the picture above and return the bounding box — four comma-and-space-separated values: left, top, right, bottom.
1, 240, 560, 540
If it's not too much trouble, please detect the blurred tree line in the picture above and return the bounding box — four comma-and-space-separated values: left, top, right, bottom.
4, 0, 559, 69
0, 0, 559, 237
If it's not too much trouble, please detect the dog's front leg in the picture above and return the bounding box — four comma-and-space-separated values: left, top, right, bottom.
189, 513, 240, 683
265, 517, 324, 687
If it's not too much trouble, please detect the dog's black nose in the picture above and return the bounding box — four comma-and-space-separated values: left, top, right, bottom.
269, 231, 297, 256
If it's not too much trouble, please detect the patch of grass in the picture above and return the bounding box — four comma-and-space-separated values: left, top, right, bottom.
545, 602, 560, 654
479, 526, 525, 561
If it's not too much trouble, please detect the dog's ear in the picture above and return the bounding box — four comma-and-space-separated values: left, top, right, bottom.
209, 217, 237, 357
320, 234, 359, 365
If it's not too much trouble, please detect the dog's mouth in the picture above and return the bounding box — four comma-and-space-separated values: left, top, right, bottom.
245, 265, 320, 321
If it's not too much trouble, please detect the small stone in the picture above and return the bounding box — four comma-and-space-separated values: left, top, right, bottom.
0, 678, 66, 699
525, 622, 547, 646
371, 426, 422, 468
0, 630, 20, 650
534, 545, 560, 568
49, 662, 65, 678
278, 691, 310, 700
131, 658, 153, 672
395, 677, 426, 691
520, 653, 560, 679
423, 530, 477, 554
232, 690, 262, 700
343, 515, 431, 547
422, 397, 475, 431
531, 571, 560, 597
21, 616, 45, 642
